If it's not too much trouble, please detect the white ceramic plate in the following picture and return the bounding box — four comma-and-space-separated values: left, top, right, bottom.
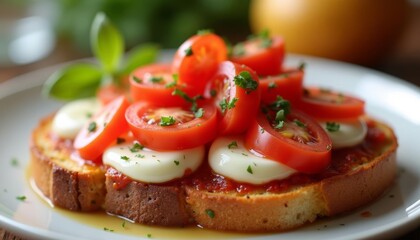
0, 54, 419, 240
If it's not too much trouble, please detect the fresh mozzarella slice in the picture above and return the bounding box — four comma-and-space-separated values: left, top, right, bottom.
103, 142, 204, 183
209, 136, 296, 185
321, 119, 368, 149
52, 98, 101, 139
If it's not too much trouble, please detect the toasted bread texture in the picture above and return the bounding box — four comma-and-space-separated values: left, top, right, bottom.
30, 115, 106, 211
30, 116, 397, 231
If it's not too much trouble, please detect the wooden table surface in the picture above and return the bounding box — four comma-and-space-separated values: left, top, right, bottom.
1, 6, 420, 240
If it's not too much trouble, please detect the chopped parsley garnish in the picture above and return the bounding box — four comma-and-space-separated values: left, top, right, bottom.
150, 76, 164, 84
16, 195, 26, 201
121, 156, 130, 161
133, 76, 142, 83
252, 29, 272, 48
326, 122, 340, 132
11, 158, 19, 167
184, 46, 193, 56
205, 209, 215, 219
219, 97, 238, 113
232, 43, 245, 56
260, 37, 272, 48
122, 221, 126, 228
86, 112, 93, 118
116, 137, 126, 144
257, 29, 270, 39
130, 142, 144, 152
135, 154, 145, 158
264, 96, 291, 129
147, 233, 152, 238
174, 160, 180, 166
210, 89, 217, 97
88, 122, 97, 132
268, 82, 277, 89
269, 96, 291, 113
228, 141, 238, 149
294, 119, 306, 128
160, 116, 176, 126
165, 75, 178, 88
298, 62, 306, 71
194, 108, 204, 118
103, 227, 114, 232
274, 109, 286, 129
233, 71, 258, 93
197, 29, 213, 35
171, 88, 203, 113
247, 165, 253, 174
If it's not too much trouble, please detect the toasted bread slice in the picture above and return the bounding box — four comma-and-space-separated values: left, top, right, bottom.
30, 115, 106, 211
185, 119, 397, 232
30, 116, 397, 232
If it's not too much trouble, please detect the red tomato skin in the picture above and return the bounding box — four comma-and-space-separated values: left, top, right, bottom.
125, 101, 218, 151
296, 87, 365, 120
74, 96, 130, 161
230, 36, 285, 76
207, 61, 261, 135
130, 64, 196, 107
97, 84, 126, 105
172, 33, 228, 94
259, 68, 304, 105
245, 110, 332, 174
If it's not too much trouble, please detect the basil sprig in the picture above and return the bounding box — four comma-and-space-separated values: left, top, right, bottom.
43, 12, 159, 101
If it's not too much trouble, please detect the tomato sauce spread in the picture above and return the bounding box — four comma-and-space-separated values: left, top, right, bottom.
187, 119, 390, 194
80, 120, 390, 194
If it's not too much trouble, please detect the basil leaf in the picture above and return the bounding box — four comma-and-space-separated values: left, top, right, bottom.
121, 43, 159, 75
42, 63, 102, 100
90, 12, 124, 73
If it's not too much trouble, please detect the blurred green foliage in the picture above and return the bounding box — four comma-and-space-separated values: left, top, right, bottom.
55, 0, 251, 52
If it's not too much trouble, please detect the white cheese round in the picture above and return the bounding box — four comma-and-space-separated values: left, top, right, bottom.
52, 98, 101, 139
103, 142, 205, 183
209, 136, 296, 185
321, 119, 368, 149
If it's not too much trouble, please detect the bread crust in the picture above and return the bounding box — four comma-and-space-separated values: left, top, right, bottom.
30, 116, 106, 211
104, 174, 193, 226
30, 116, 398, 232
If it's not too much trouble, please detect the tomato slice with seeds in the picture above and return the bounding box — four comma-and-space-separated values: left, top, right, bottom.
296, 87, 365, 120
130, 63, 196, 107
245, 104, 332, 174
259, 67, 304, 105
206, 61, 261, 135
230, 35, 285, 76
172, 33, 228, 94
125, 101, 218, 150
74, 96, 130, 162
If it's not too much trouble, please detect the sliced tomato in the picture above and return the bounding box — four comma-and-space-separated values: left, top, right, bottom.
230, 35, 285, 76
97, 84, 126, 105
97, 75, 130, 105
172, 32, 228, 94
130, 63, 197, 107
259, 67, 304, 105
125, 101, 218, 150
74, 96, 130, 162
296, 87, 365, 120
206, 61, 261, 135
245, 103, 332, 173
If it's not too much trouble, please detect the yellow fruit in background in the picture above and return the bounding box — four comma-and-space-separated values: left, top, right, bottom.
250, 0, 408, 66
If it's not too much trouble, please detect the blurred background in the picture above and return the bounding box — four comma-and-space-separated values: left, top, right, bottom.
0, 0, 419, 85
